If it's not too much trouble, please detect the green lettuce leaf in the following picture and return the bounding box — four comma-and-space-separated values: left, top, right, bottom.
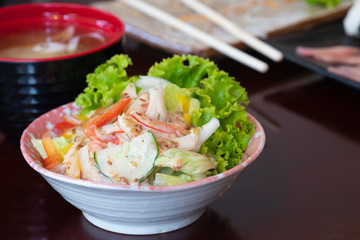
75, 54, 137, 114
155, 148, 216, 175
31, 138, 47, 159
304, 0, 344, 7
153, 171, 210, 186
163, 83, 195, 112
148, 55, 254, 173
148, 55, 218, 88
53, 136, 71, 153
153, 173, 190, 186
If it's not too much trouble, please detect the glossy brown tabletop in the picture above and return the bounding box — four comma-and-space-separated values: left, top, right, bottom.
1, 2, 360, 240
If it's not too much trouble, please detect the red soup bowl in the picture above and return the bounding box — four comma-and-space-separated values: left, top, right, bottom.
0, 3, 125, 142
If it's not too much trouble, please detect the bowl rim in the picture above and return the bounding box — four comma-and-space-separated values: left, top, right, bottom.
20, 102, 266, 192
0, 3, 125, 63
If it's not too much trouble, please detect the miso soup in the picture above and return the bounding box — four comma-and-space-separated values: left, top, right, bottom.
0, 23, 113, 59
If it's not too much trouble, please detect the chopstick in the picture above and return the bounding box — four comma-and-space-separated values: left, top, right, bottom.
180, 0, 283, 62
121, 0, 268, 73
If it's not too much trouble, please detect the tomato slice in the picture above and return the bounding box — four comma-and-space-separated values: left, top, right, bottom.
112, 136, 121, 145
55, 122, 75, 131
83, 98, 131, 141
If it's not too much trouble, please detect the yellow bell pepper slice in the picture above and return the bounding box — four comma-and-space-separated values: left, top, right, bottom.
183, 113, 192, 126
60, 143, 74, 156
177, 95, 190, 113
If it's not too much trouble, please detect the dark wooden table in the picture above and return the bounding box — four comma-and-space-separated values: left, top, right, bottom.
1, 1, 360, 240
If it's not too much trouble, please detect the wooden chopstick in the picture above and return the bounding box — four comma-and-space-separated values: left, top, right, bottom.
180, 0, 283, 62
121, 0, 269, 73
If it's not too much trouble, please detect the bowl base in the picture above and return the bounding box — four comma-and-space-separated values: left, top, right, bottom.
82, 209, 206, 235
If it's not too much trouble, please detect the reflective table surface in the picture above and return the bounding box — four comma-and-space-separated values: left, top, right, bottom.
1, 1, 360, 240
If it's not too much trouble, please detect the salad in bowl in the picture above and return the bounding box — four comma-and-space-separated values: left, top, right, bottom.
29, 54, 255, 186
20, 54, 265, 234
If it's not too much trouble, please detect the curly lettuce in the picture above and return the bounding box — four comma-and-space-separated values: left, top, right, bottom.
148, 55, 217, 88
148, 55, 254, 174
75, 54, 137, 114
305, 0, 345, 7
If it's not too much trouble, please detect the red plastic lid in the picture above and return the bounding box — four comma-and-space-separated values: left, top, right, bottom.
0, 3, 125, 63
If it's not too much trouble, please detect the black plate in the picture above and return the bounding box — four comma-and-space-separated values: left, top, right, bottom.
268, 20, 360, 90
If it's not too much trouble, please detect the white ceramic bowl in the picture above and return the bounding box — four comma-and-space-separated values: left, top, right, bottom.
20, 102, 265, 235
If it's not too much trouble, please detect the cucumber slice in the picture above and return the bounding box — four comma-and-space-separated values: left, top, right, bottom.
94, 131, 158, 184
